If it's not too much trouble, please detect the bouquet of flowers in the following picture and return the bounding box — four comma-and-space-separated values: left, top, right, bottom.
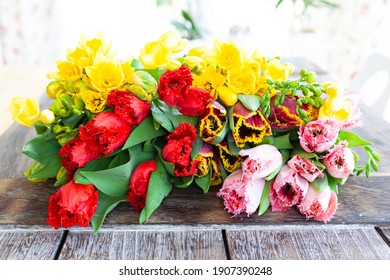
9, 31, 380, 233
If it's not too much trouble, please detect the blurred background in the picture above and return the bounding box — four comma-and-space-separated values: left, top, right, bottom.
1, 0, 390, 126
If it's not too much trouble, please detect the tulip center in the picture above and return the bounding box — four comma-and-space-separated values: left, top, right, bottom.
282, 183, 296, 202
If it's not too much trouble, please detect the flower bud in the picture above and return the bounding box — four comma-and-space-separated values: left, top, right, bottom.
40, 109, 55, 124
218, 86, 238, 107
306, 71, 317, 83
46, 81, 66, 99
24, 161, 47, 182
128, 70, 158, 102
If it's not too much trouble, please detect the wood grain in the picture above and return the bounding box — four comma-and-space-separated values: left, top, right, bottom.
225, 226, 390, 260
59, 229, 226, 260
1, 175, 390, 226
0, 229, 63, 260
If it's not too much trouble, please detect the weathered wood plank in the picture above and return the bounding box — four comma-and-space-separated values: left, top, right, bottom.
1, 175, 390, 226
226, 226, 390, 260
58, 229, 226, 260
378, 227, 390, 245
0, 230, 63, 260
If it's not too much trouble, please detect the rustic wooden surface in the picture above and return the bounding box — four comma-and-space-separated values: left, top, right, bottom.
1, 64, 390, 260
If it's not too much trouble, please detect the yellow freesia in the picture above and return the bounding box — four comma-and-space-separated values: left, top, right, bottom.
66, 33, 113, 68
47, 61, 83, 81
80, 90, 107, 113
265, 58, 294, 81
227, 68, 257, 94
213, 39, 243, 70
9, 97, 40, 127
193, 65, 226, 99
139, 41, 172, 69
158, 30, 187, 54
183, 55, 206, 72
85, 54, 124, 92
187, 46, 207, 57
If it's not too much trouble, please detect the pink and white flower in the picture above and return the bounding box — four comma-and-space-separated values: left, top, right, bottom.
239, 144, 282, 179
298, 185, 338, 223
299, 118, 340, 153
322, 141, 355, 178
270, 165, 309, 211
217, 169, 265, 216
287, 155, 324, 182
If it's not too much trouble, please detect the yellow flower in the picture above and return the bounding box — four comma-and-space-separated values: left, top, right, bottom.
66, 33, 113, 68
265, 58, 294, 81
218, 85, 238, 107
193, 65, 226, 99
125, 70, 158, 102
227, 68, 257, 94
139, 41, 172, 69
158, 30, 187, 54
183, 55, 206, 72
319, 95, 352, 121
213, 39, 243, 70
40, 109, 55, 124
188, 46, 207, 57
249, 50, 268, 73
47, 61, 83, 81
85, 54, 124, 92
80, 90, 107, 113
121, 59, 135, 84
9, 97, 40, 127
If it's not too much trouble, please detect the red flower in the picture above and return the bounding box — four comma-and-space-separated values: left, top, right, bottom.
47, 180, 98, 229
107, 90, 150, 126
127, 160, 157, 211
158, 65, 193, 106
162, 123, 199, 176
58, 137, 102, 179
59, 112, 131, 179
79, 111, 131, 155
177, 88, 213, 116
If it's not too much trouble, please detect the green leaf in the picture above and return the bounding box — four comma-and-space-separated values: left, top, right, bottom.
26, 157, 62, 179
123, 116, 167, 149
143, 69, 166, 82
258, 182, 270, 216
152, 99, 198, 132
227, 106, 235, 132
172, 175, 194, 188
311, 173, 329, 191
195, 170, 212, 193
54, 172, 68, 187
290, 147, 318, 160
151, 100, 174, 132
271, 133, 294, 150
139, 157, 172, 224
265, 149, 289, 181
108, 150, 130, 169
227, 132, 242, 155
238, 94, 261, 111
80, 146, 155, 197
22, 135, 61, 165
62, 114, 84, 129
327, 175, 339, 194
338, 131, 373, 147
191, 135, 203, 160
91, 191, 127, 234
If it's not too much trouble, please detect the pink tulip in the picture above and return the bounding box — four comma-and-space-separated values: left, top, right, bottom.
298, 185, 338, 223
217, 169, 265, 216
270, 165, 309, 211
287, 155, 324, 182
239, 144, 282, 179
322, 141, 355, 178
299, 118, 340, 153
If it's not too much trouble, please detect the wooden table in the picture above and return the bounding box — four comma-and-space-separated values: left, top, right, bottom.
1, 64, 390, 260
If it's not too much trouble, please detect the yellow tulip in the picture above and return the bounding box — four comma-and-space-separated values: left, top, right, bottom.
24, 161, 47, 183
9, 97, 40, 127
40, 109, 55, 124
80, 90, 107, 113
85, 54, 124, 92
139, 41, 172, 69
218, 86, 238, 107
158, 30, 187, 54
121, 59, 135, 84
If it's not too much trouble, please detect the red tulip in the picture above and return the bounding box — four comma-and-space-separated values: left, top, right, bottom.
127, 160, 157, 211
47, 180, 98, 229
107, 89, 150, 126
162, 123, 199, 177
177, 87, 213, 116
158, 65, 193, 106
